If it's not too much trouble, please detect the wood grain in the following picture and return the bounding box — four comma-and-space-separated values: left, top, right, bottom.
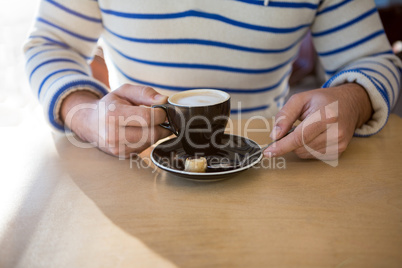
0, 115, 401, 268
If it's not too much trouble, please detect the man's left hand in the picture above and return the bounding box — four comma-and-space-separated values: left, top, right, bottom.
264, 83, 373, 160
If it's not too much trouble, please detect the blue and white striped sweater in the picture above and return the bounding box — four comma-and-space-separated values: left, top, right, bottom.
24, 0, 401, 135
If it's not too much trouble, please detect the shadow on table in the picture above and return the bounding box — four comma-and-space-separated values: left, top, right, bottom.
52, 135, 293, 267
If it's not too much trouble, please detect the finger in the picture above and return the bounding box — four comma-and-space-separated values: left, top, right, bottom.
101, 144, 139, 159
110, 104, 167, 126
113, 84, 168, 106
294, 131, 338, 157
293, 127, 339, 156
295, 143, 341, 161
264, 116, 327, 157
100, 125, 171, 158
121, 126, 171, 151
270, 93, 307, 140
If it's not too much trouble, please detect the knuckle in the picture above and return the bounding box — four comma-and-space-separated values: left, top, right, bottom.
338, 141, 348, 153
121, 83, 131, 90
298, 153, 311, 159
292, 133, 304, 148
288, 94, 300, 103
294, 147, 305, 155
337, 129, 346, 141
141, 86, 156, 97
108, 146, 120, 156
295, 150, 311, 159
287, 92, 305, 104
274, 112, 286, 123
143, 86, 154, 93
114, 84, 129, 93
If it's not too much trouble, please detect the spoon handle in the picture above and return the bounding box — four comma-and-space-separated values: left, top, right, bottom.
243, 126, 296, 164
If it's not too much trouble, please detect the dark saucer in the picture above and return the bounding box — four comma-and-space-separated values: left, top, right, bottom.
151, 134, 262, 181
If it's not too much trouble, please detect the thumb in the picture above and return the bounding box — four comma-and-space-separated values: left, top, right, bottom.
114, 84, 168, 106
270, 94, 306, 140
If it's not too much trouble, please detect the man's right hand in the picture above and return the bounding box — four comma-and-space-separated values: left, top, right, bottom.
61, 84, 171, 158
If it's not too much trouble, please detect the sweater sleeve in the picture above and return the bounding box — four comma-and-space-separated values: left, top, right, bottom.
24, 0, 109, 132
311, 0, 401, 136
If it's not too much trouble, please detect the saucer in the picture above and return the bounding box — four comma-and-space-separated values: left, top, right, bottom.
151, 134, 263, 181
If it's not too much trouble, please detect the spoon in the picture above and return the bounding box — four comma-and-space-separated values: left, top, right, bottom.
207, 126, 296, 171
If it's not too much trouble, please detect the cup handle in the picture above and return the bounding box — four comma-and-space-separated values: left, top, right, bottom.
152, 104, 179, 136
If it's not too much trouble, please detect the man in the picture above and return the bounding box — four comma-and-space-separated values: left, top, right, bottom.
25, 0, 401, 159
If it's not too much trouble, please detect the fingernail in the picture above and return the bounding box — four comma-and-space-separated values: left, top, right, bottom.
263, 149, 273, 158
153, 94, 167, 102
270, 126, 282, 139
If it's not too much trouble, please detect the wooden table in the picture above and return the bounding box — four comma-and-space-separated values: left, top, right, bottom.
1, 114, 401, 268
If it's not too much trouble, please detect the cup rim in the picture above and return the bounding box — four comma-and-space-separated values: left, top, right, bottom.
168, 89, 230, 107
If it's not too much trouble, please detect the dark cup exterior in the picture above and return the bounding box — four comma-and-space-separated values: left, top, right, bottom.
153, 98, 230, 156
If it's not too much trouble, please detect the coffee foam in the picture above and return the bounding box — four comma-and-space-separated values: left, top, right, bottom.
169, 90, 229, 107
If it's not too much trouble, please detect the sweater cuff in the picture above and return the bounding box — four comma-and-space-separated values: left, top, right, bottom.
41, 74, 109, 132
323, 69, 390, 137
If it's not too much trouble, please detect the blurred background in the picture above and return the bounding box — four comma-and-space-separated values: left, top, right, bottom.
0, 0, 42, 128
0, 0, 401, 129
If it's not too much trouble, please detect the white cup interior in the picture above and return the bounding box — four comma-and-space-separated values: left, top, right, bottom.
168, 89, 230, 107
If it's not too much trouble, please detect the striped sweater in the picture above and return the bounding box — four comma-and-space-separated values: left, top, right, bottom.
24, 0, 401, 136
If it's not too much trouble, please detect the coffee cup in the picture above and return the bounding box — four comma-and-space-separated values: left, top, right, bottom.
152, 89, 230, 155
